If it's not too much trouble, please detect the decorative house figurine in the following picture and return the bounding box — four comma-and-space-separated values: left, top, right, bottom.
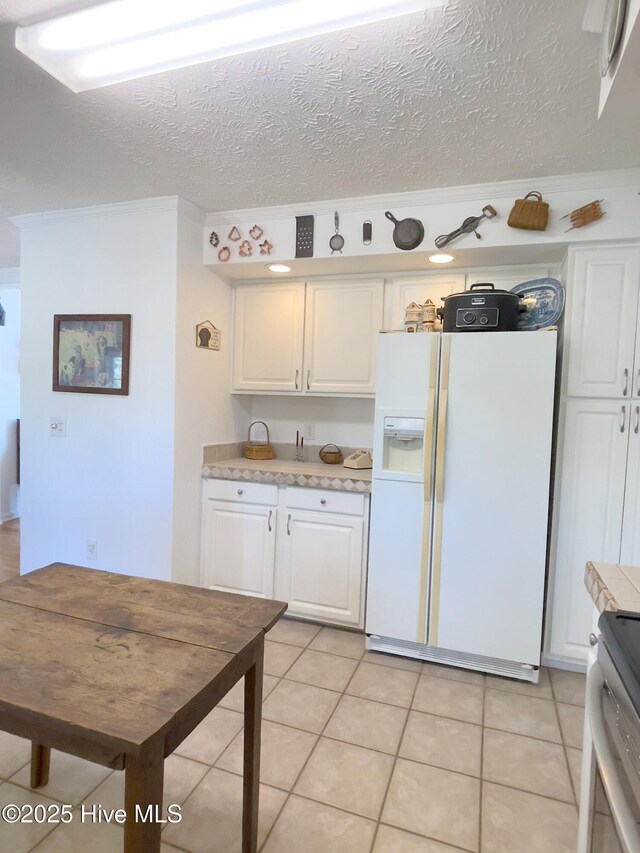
404, 301, 423, 333
422, 299, 436, 331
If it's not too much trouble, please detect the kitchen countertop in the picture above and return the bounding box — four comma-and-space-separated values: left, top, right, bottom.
202, 457, 372, 493
585, 561, 640, 614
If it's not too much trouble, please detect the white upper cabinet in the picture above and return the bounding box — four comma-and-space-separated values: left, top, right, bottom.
621, 402, 640, 566
383, 274, 464, 330
304, 280, 383, 395
233, 282, 305, 392
566, 247, 640, 399
232, 278, 382, 396
465, 266, 551, 292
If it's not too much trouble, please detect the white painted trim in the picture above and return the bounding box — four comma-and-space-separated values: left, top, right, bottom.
204, 168, 640, 224
0, 268, 20, 286
10, 196, 183, 229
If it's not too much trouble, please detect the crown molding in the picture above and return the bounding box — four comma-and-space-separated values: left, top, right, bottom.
0, 267, 20, 286
9, 196, 183, 229
203, 167, 640, 225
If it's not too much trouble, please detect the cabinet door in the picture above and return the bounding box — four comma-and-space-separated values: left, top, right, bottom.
383, 274, 465, 330
465, 266, 551, 291
232, 282, 304, 392
548, 401, 629, 664
621, 403, 640, 565
201, 500, 275, 598
276, 510, 364, 626
567, 247, 640, 399
303, 280, 383, 395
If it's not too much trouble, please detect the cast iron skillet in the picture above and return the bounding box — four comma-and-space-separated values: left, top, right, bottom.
385, 210, 425, 251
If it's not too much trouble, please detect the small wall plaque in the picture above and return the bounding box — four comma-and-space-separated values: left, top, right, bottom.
196, 321, 221, 351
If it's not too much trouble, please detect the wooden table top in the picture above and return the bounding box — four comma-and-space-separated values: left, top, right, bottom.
0, 564, 286, 760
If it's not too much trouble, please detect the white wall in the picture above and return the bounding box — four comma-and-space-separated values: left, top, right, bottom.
0, 281, 20, 522
243, 396, 375, 449
171, 202, 239, 585
18, 202, 179, 578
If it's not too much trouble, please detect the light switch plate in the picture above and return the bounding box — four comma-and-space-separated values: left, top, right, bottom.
50, 417, 66, 437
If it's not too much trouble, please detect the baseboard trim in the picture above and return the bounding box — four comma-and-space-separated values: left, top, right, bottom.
0, 513, 18, 524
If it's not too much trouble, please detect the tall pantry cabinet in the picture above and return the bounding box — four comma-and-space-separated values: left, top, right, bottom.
547, 244, 640, 666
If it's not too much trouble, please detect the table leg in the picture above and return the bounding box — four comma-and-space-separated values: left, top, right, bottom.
242, 638, 264, 853
30, 743, 50, 789
124, 739, 164, 853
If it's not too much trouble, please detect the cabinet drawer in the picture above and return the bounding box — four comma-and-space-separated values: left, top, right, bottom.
203, 479, 278, 506
283, 487, 365, 516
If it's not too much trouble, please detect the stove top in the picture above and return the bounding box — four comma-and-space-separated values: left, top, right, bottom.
599, 610, 640, 719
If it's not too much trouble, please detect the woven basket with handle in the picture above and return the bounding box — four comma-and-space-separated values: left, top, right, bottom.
244, 421, 275, 460
318, 443, 342, 464
507, 191, 549, 231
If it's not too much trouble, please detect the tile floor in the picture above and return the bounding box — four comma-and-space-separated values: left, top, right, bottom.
0, 617, 586, 852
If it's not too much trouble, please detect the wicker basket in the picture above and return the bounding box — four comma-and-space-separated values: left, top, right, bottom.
244, 421, 275, 460
319, 444, 343, 464
507, 191, 549, 231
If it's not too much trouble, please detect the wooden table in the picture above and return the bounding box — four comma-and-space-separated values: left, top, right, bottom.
0, 563, 286, 852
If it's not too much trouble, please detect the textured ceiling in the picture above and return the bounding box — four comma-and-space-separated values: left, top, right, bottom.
1, 0, 638, 268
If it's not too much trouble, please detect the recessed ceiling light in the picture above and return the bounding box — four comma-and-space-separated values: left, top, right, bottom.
15, 0, 445, 93
429, 253, 455, 264
268, 264, 292, 273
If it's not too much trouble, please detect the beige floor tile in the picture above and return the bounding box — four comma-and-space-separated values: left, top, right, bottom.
0, 781, 62, 852
347, 662, 419, 708
382, 758, 480, 851
31, 819, 123, 852
412, 673, 483, 724
84, 753, 208, 812
374, 824, 462, 852
264, 640, 303, 676
566, 746, 583, 803
217, 673, 279, 712
286, 649, 358, 691
263, 678, 340, 733
163, 767, 286, 853
325, 695, 408, 754
295, 736, 394, 819
0, 732, 31, 779
9, 750, 112, 806
362, 651, 422, 672
549, 668, 586, 706
216, 720, 317, 790
400, 711, 482, 776
421, 662, 485, 687
262, 794, 376, 853
174, 706, 244, 764
267, 617, 322, 647
484, 689, 561, 743
481, 781, 578, 853
557, 702, 586, 748
309, 626, 366, 659
591, 812, 622, 849
482, 728, 574, 802
485, 666, 553, 701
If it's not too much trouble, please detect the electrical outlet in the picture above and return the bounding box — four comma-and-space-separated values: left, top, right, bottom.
50, 417, 66, 437
86, 539, 98, 561
304, 423, 315, 441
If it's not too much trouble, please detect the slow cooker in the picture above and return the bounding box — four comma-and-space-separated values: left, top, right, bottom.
437, 283, 525, 332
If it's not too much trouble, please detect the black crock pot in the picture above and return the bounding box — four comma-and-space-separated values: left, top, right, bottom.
436, 283, 525, 332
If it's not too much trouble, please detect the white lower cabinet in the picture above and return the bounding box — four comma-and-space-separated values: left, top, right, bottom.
201, 481, 369, 628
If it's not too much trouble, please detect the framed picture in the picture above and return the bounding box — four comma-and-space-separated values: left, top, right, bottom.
53, 314, 131, 395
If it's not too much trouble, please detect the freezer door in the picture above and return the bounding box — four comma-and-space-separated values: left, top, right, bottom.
428, 332, 556, 665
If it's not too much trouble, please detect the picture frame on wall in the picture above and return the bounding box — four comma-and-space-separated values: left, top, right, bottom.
52, 314, 131, 395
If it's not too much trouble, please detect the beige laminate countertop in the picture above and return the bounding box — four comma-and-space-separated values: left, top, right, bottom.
585, 561, 640, 614
202, 456, 372, 493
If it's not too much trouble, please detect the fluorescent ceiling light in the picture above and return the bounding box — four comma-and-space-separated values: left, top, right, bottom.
268, 264, 292, 273
429, 253, 455, 263
15, 0, 445, 93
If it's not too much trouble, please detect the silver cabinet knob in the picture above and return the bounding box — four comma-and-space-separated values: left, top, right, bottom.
589, 632, 599, 647
320, 498, 326, 505
237, 488, 244, 495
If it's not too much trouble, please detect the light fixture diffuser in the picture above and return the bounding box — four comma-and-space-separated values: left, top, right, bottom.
15, 0, 445, 93
268, 264, 292, 273
429, 253, 455, 263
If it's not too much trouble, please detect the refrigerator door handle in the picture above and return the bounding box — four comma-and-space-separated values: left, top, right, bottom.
428, 335, 451, 647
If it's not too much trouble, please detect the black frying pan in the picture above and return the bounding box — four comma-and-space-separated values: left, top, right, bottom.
385, 210, 424, 251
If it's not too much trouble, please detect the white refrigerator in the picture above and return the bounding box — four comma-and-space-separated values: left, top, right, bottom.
366, 331, 557, 681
